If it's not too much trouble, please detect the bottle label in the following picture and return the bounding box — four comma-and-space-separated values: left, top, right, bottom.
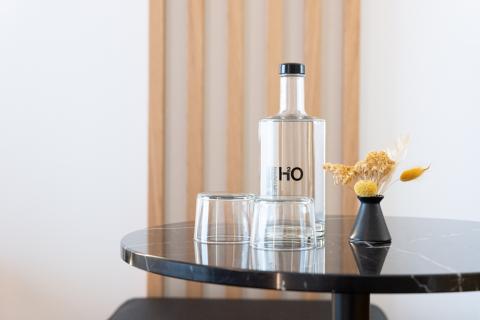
264, 166, 305, 195
277, 166, 303, 181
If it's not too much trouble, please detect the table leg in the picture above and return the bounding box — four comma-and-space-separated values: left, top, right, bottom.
331, 293, 370, 320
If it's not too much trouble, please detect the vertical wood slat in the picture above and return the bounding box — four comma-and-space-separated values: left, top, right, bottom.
341, 0, 361, 215
227, 0, 245, 195
304, 0, 322, 118
226, 0, 245, 299
186, 0, 205, 298
226, 0, 244, 297
302, 0, 323, 301
265, 0, 283, 300
266, 0, 283, 116
147, 0, 166, 297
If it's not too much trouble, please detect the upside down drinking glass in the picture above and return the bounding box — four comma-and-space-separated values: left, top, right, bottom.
194, 193, 254, 244
250, 196, 316, 250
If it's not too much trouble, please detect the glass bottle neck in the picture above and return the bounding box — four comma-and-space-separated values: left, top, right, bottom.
279, 75, 306, 116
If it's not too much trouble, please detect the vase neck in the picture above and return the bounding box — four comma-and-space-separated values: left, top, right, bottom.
358, 196, 384, 204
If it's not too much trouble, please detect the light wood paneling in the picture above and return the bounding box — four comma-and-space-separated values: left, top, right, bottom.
226, 0, 245, 299
186, 0, 205, 298
266, 0, 283, 116
304, 0, 322, 117
341, 0, 360, 215
147, 0, 166, 298
148, 0, 356, 299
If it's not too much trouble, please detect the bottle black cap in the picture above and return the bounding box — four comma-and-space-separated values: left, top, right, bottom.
279, 63, 305, 75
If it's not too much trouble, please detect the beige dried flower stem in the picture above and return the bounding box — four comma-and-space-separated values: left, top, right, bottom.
380, 135, 411, 194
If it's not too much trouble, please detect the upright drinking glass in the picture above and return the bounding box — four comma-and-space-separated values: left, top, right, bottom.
194, 193, 254, 244
250, 196, 316, 250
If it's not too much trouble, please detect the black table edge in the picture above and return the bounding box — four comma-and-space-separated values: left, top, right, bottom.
121, 244, 480, 294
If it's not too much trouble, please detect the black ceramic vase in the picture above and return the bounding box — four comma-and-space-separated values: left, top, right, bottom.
349, 195, 391, 243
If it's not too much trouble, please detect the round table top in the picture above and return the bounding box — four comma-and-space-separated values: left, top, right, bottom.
121, 216, 480, 294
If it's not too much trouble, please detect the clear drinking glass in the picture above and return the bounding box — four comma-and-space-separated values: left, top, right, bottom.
250, 196, 316, 250
194, 193, 254, 244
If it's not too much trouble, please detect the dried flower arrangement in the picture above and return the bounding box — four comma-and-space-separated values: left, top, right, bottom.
323, 137, 429, 197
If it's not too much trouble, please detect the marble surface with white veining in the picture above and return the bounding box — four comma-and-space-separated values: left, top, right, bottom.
121, 216, 480, 293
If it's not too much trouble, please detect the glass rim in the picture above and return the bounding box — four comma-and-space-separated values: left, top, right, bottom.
194, 237, 250, 245
254, 195, 314, 204
197, 192, 255, 201
250, 241, 316, 251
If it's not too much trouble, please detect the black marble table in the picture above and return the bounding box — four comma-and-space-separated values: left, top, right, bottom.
121, 216, 480, 320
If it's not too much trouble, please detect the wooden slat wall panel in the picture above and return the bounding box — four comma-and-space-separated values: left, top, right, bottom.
341, 0, 360, 215
226, 0, 245, 299
147, 0, 166, 298
186, 0, 205, 298
148, 0, 356, 299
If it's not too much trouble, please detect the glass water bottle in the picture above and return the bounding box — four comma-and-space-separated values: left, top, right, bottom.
259, 63, 326, 236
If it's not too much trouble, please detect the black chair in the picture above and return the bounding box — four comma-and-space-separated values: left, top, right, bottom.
109, 298, 387, 320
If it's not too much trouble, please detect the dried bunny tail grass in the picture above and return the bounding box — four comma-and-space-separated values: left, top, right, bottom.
400, 165, 430, 182
323, 163, 357, 185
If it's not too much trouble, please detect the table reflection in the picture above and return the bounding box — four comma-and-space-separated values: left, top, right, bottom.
349, 242, 390, 275
194, 242, 249, 269
194, 239, 325, 273
251, 247, 324, 273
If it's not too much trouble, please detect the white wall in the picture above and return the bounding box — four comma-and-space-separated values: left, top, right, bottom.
361, 0, 480, 319
0, 0, 148, 319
